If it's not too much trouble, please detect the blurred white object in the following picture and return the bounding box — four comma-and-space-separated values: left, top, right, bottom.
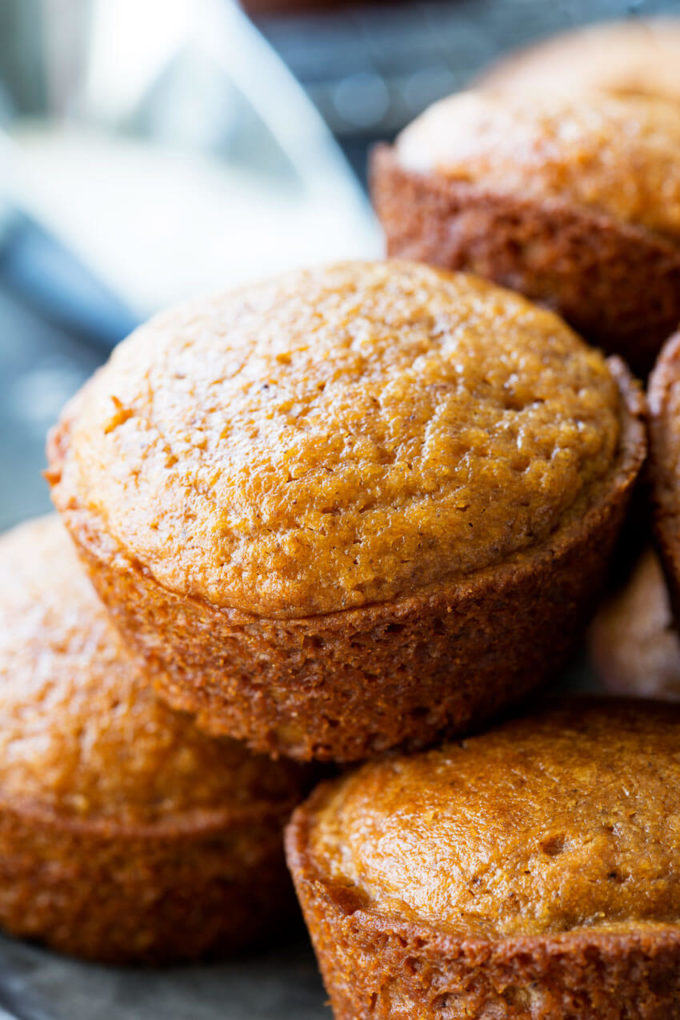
4, 0, 380, 316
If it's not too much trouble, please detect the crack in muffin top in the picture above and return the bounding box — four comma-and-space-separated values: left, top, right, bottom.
51, 260, 622, 617
309, 701, 680, 939
0, 516, 307, 825
396, 91, 680, 242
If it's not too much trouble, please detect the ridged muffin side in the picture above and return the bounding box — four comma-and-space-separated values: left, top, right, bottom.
48, 263, 646, 761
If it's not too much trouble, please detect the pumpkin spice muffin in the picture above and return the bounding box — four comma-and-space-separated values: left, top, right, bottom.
48, 261, 645, 762
477, 18, 680, 104
287, 699, 680, 1019
0, 514, 310, 963
590, 548, 680, 700
372, 91, 680, 375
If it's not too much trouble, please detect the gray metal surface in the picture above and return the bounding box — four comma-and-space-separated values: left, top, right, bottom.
0, 935, 327, 1020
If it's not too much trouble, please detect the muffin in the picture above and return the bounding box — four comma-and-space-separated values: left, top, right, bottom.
477, 18, 680, 104
287, 699, 680, 1019
47, 261, 645, 762
649, 331, 680, 627
0, 514, 309, 963
590, 547, 680, 699
372, 91, 680, 375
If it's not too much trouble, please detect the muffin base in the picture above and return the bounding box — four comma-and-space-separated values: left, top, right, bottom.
0, 803, 297, 964
286, 789, 680, 1020
49, 361, 645, 763
371, 145, 680, 377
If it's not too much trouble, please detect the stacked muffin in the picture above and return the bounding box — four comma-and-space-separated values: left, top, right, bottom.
46, 261, 643, 762
38, 250, 657, 1013
3, 14, 680, 1016
0, 513, 313, 962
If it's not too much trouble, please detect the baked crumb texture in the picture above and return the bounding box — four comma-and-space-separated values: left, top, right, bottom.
287, 699, 680, 1019
372, 93, 680, 376
48, 263, 645, 760
0, 515, 309, 962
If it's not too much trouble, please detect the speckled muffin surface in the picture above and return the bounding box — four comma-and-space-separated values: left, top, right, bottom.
48, 262, 645, 760
48, 260, 621, 618
477, 18, 680, 105
287, 699, 680, 1019
0, 514, 309, 962
372, 93, 680, 375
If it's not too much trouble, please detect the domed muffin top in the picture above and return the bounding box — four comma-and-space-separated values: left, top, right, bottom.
49, 260, 621, 617
0, 516, 306, 825
396, 92, 680, 241
309, 700, 680, 939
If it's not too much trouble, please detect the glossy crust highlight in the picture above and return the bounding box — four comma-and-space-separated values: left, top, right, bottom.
287, 802, 680, 1020
287, 701, 680, 1020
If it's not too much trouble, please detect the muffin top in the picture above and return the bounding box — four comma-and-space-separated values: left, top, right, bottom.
396, 91, 680, 242
49, 261, 622, 617
0, 515, 307, 826
309, 700, 680, 939
478, 18, 680, 106
479, 18, 680, 106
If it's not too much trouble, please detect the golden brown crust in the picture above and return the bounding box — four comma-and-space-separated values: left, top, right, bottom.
288, 814, 680, 1019
0, 516, 310, 962
648, 332, 680, 628
49, 362, 645, 761
589, 548, 680, 699
306, 701, 680, 937
371, 145, 680, 377
286, 700, 680, 1019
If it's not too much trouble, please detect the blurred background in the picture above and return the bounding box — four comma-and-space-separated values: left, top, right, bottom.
1, 0, 680, 532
